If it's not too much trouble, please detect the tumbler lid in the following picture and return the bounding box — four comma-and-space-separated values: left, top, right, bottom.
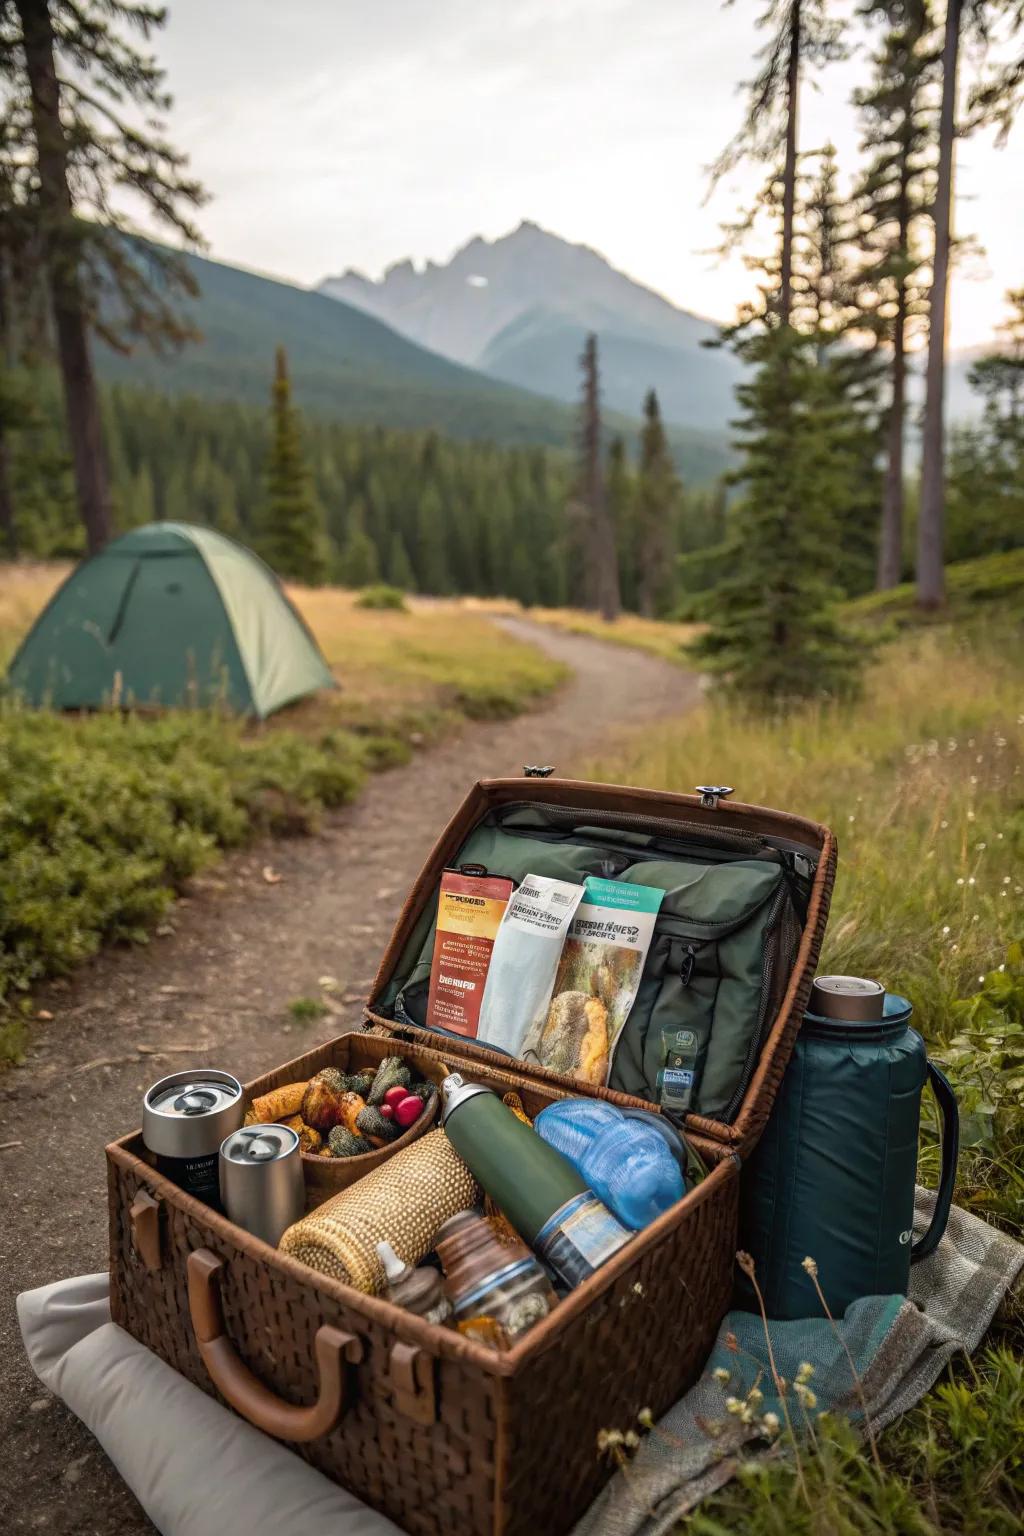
220, 1124, 298, 1164
808, 975, 886, 1022
142, 1069, 243, 1157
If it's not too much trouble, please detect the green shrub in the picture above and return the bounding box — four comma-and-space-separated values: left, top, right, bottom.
0, 706, 365, 1018
355, 584, 408, 612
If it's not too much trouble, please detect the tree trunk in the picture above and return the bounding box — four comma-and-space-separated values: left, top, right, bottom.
877, 161, 911, 593
18, 0, 112, 555
779, 0, 802, 327
0, 428, 16, 557
579, 336, 621, 620
917, 0, 961, 610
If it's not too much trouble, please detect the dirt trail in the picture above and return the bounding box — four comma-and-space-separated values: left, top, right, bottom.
0, 617, 699, 1533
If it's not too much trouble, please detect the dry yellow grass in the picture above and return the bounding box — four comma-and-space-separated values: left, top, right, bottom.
0, 563, 70, 667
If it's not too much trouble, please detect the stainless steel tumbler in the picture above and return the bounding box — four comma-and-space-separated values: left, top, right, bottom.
219, 1123, 306, 1246
142, 1069, 244, 1210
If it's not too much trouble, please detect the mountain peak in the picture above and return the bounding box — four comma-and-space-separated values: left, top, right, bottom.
315, 223, 739, 430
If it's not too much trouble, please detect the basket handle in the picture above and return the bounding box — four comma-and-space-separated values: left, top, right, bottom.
187, 1248, 363, 1442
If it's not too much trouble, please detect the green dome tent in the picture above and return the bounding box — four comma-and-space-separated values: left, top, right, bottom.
6, 523, 335, 718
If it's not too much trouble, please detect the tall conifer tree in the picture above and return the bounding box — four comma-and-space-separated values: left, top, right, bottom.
634, 391, 681, 617
3, 0, 205, 553
574, 334, 620, 619
260, 346, 327, 584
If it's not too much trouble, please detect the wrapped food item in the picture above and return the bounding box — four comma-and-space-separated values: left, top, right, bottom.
523, 876, 664, 1084
426, 870, 514, 1037
476, 875, 585, 1056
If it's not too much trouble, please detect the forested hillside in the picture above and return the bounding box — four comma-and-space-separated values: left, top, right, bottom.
91, 248, 732, 484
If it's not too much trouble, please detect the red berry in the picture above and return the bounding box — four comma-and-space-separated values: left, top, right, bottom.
378, 1103, 394, 1120
394, 1094, 423, 1129
383, 1085, 409, 1110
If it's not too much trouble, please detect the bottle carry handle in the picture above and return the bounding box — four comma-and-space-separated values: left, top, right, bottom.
911, 1062, 959, 1265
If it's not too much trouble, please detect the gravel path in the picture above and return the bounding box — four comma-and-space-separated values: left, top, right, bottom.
0, 617, 698, 1533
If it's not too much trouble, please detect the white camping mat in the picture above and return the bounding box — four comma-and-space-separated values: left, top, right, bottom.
18, 1192, 1023, 1536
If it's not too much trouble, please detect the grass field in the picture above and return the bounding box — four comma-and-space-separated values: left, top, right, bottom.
584, 624, 1024, 1534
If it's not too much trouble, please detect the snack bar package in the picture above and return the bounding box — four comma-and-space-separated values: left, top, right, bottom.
522, 876, 664, 1085
476, 875, 585, 1056
425, 871, 514, 1037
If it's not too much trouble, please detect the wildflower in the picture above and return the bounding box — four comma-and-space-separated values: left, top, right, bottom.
968, 809, 976, 820
942, 925, 951, 935
637, 1407, 654, 1430
996, 736, 1007, 748
725, 1396, 745, 1417
795, 1362, 815, 1385
632, 1281, 645, 1296
979, 976, 986, 984
802, 1256, 819, 1277
760, 1411, 781, 1436
972, 914, 980, 922
747, 1387, 764, 1408
794, 1383, 818, 1410
713, 1367, 732, 1386
999, 964, 1005, 972
848, 814, 856, 823
940, 819, 949, 828
976, 842, 987, 851
968, 877, 976, 885
735, 1250, 756, 1279
1005, 876, 1012, 884
951, 943, 959, 952
597, 1428, 624, 1452
957, 878, 965, 886
624, 1430, 640, 1450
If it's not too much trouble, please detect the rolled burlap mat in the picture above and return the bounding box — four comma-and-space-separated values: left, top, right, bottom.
279, 1129, 479, 1293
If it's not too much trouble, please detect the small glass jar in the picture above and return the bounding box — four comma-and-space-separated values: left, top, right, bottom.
449, 1257, 556, 1351
435, 1209, 556, 1351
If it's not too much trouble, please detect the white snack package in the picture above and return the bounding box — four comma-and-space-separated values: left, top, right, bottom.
475, 874, 586, 1056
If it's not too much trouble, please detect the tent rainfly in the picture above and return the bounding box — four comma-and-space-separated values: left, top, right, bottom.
6, 522, 335, 718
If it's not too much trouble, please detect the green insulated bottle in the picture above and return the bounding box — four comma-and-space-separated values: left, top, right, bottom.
441, 1075, 631, 1288
738, 976, 959, 1319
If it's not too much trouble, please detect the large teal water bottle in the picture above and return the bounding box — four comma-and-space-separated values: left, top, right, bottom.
738, 975, 959, 1319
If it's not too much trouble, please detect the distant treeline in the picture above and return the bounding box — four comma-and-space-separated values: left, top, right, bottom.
7, 379, 731, 609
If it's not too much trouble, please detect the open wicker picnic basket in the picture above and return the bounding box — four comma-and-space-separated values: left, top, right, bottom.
107, 775, 836, 1536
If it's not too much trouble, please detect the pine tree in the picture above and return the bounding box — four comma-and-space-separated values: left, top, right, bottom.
3, 0, 205, 553
337, 498, 380, 587
946, 287, 1024, 557
634, 392, 681, 617
259, 346, 327, 584
690, 328, 862, 705
711, 1, 845, 325
607, 436, 637, 612
854, 1, 939, 589
415, 482, 451, 594
386, 529, 416, 591
574, 334, 620, 619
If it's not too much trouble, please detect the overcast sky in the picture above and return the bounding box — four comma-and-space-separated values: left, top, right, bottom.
157, 0, 1022, 350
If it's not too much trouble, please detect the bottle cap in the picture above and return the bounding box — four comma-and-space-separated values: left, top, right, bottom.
440, 1073, 494, 1126
376, 1241, 410, 1284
